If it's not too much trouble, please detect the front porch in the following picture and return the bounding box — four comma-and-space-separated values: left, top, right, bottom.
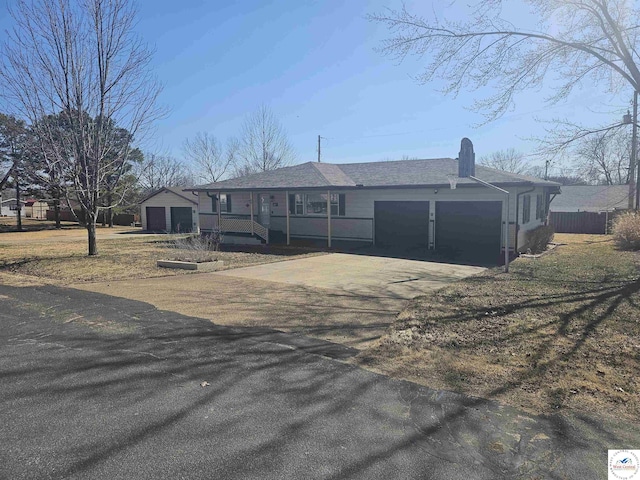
199, 190, 345, 247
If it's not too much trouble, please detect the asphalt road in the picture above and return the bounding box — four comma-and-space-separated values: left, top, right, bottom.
0, 283, 628, 479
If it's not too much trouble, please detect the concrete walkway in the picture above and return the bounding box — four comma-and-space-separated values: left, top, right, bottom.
0, 283, 625, 480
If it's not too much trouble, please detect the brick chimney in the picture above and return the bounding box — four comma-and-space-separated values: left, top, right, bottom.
458, 137, 475, 177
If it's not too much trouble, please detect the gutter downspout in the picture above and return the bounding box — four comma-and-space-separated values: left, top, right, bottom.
469, 176, 510, 273
515, 186, 536, 253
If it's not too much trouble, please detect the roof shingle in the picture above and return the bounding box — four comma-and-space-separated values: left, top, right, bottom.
549, 185, 629, 212
192, 158, 559, 191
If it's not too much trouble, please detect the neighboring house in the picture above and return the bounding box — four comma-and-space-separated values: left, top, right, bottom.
0, 198, 26, 217
24, 199, 49, 219
188, 138, 560, 264
548, 185, 629, 234
549, 185, 629, 212
139, 187, 199, 233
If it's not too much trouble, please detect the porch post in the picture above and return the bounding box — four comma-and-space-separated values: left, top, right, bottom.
327, 190, 332, 248
217, 191, 221, 229
286, 190, 290, 245
250, 191, 254, 236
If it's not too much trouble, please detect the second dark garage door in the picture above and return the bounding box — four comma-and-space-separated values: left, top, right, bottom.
375, 201, 429, 250
435, 201, 502, 263
171, 207, 193, 233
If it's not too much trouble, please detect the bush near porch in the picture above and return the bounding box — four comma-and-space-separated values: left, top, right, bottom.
355, 233, 639, 422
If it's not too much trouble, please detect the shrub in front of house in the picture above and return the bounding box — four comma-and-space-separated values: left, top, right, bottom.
171, 230, 223, 262
526, 225, 555, 254
612, 212, 640, 250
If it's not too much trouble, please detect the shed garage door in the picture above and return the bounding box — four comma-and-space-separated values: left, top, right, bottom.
435, 201, 502, 263
146, 207, 166, 231
171, 207, 193, 233
375, 201, 429, 250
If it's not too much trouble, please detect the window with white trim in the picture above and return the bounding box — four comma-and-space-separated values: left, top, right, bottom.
294, 194, 304, 215
289, 193, 345, 216
523, 195, 531, 223
306, 193, 328, 215
212, 194, 231, 213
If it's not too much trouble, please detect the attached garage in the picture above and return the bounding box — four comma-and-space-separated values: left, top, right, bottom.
140, 187, 199, 233
435, 201, 502, 263
374, 201, 429, 250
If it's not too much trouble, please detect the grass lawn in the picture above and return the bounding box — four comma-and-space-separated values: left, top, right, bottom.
0, 228, 324, 285
355, 233, 640, 422
0, 217, 79, 232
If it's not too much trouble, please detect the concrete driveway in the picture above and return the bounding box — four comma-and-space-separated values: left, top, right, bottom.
214, 253, 484, 299
76, 254, 484, 349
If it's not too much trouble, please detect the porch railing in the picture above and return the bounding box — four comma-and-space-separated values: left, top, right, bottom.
219, 217, 268, 243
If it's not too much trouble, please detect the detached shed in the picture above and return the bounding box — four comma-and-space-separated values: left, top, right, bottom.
24, 199, 49, 219
140, 187, 199, 233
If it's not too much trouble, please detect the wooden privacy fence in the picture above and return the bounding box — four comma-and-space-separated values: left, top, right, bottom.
549, 211, 624, 234
46, 209, 138, 226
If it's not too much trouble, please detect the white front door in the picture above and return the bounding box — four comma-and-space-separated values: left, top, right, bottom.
258, 194, 270, 227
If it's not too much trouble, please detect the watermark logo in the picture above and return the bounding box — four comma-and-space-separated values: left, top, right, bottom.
609, 450, 640, 480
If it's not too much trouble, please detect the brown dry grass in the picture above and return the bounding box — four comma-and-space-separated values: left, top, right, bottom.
0, 217, 80, 232
0, 231, 324, 285
355, 233, 640, 421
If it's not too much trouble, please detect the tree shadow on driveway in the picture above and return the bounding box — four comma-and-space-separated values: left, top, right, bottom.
0, 284, 628, 479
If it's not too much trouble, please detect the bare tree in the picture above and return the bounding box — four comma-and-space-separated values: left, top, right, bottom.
479, 148, 529, 174
531, 117, 631, 178
0, 0, 163, 255
575, 128, 631, 184
182, 132, 237, 184
136, 153, 194, 192
0, 114, 23, 189
369, 1, 640, 122
235, 105, 296, 176
0, 113, 30, 231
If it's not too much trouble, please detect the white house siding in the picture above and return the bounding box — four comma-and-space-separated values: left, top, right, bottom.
0, 202, 25, 217
141, 190, 199, 232
515, 186, 548, 253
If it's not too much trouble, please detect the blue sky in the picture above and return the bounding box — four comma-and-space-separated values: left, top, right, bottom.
0, 0, 632, 174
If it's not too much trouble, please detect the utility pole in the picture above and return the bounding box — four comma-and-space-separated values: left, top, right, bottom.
544, 159, 550, 180
635, 90, 640, 210
317, 135, 321, 163
628, 91, 638, 209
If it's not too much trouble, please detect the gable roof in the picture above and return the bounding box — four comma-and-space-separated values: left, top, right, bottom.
550, 185, 630, 212
139, 187, 198, 205
190, 159, 559, 191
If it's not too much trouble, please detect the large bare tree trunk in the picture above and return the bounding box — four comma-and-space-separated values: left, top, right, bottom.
54, 201, 60, 229
15, 179, 22, 232
108, 192, 113, 228
86, 217, 97, 256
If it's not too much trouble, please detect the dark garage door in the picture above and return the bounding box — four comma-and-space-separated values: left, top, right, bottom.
375, 201, 429, 250
171, 207, 193, 233
435, 201, 502, 264
146, 207, 166, 231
